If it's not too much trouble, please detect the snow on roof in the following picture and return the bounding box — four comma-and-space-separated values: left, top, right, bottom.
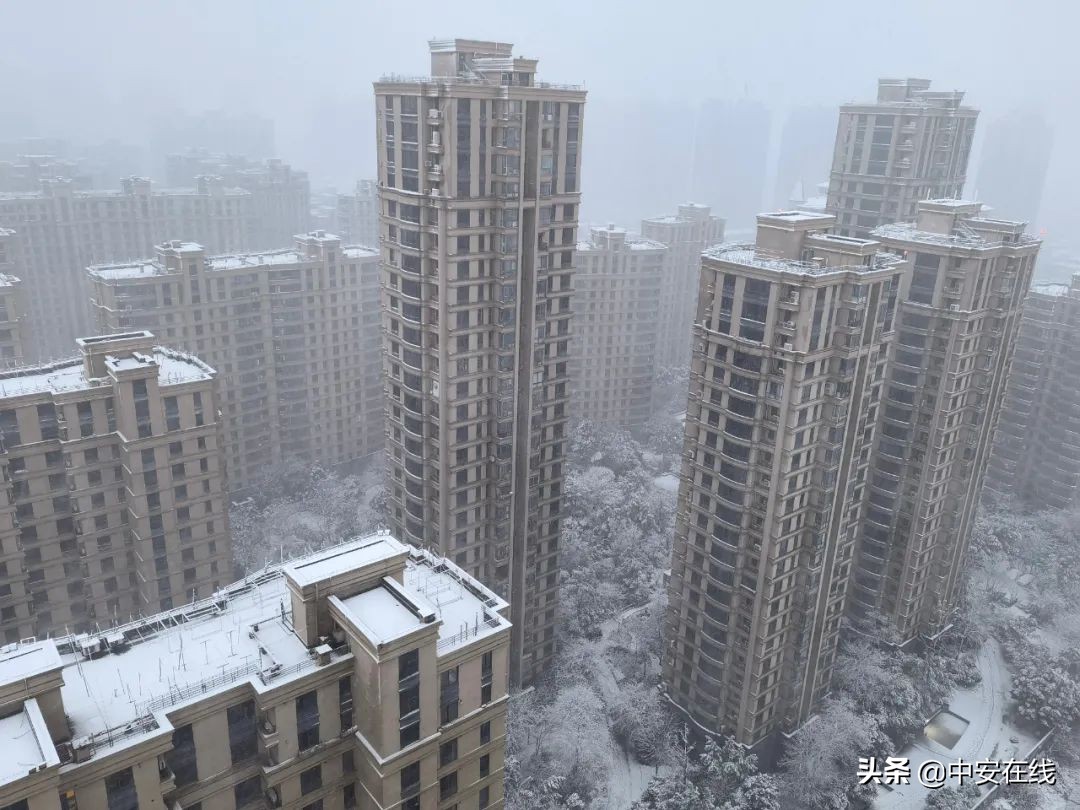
704, 243, 903, 277
0, 274, 18, 288
874, 221, 1039, 250
403, 549, 510, 654
0, 699, 60, 787
0, 640, 63, 681
283, 533, 408, 587
343, 245, 379, 259
0, 346, 212, 398
1031, 282, 1070, 298
0, 704, 51, 786
339, 585, 426, 644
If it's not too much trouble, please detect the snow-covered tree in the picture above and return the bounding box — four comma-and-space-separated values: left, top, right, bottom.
634, 729, 780, 810
778, 697, 890, 810
924, 783, 980, 810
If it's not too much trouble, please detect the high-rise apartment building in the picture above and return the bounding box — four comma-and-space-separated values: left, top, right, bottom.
663, 211, 907, 747
985, 277, 1080, 510
571, 225, 665, 428
88, 233, 383, 492
0, 227, 30, 364
165, 152, 312, 249
375, 39, 585, 686
641, 203, 726, 369
0, 176, 267, 359
0, 331, 231, 642
0, 533, 509, 810
336, 179, 380, 248
849, 201, 1039, 640
827, 79, 977, 238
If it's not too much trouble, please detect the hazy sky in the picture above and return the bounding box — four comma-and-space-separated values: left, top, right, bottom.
3, 0, 1077, 241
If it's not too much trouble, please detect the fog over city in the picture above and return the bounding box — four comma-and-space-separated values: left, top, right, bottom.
4, 0, 1078, 246
0, 2, 1079, 810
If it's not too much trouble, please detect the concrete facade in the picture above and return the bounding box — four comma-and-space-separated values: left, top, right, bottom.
0, 331, 231, 642
827, 79, 977, 238
335, 181, 380, 250
0, 175, 306, 359
985, 277, 1080, 510
0, 228, 31, 365
849, 201, 1039, 639
641, 204, 726, 370
374, 39, 586, 686
571, 225, 665, 429
663, 211, 907, 746
87, 233, 383, 492
0, 534, 509, 810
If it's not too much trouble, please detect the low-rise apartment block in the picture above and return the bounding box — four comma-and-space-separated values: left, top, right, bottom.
0, 331, 231, 642
88, 233, 383, 491
0, 533, 509, 810
571, 225, 666, 428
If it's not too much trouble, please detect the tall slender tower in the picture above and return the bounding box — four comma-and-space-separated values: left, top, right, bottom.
827, 79, 977, 238
374, 40, 586, 686
663, 212, 907, 747
848, 201, 1040, 640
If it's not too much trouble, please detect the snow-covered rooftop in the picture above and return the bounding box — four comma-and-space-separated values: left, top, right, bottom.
1031, 282, 1070, 298
0, 535, 509, 764
0, 700, 58, 787
704, 243, 903, 277
0, 346, 213, 399
89, 241, 378, 281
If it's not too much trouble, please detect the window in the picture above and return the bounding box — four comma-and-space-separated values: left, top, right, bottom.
400, 761, 421, 800
479, 786, 490, 809
233, 776, 261, 809
481, 651, 493, 704
440, 667, 459, 724
480, 754, 490, 778
480, 721, 491, 745
296, 690, 320, 750
302, 802, 322, 810
104, 768, 138, 810
227, 700, 257, 764
339, 676, 354, 730
168, 724, 198, 786
440, 737, 458, 766
343, 784, 356, 809
300, 765, 322, 795
439, 772, 458, 800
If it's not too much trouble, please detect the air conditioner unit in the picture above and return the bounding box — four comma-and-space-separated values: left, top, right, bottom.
948, 304, 960, 312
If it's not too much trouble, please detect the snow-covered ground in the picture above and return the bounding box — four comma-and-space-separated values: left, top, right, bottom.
874, 639, 1041, 809
597, 605, 670, 809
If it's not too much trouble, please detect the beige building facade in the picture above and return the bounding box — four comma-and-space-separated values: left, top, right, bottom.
641, 203, 725, 369
0, 331, 232, 642
663, 212, 907, 747
88, 233, 383, 492
375, 39, 586, 686
571, 225, 665, 428
985, 276, 1080, 510
849, 201, 1040, 639
0, 175, 307, 359
336, 181, 380, 249
0, 228, 31, 365
826, 79, 977, 238
0, 533, 509, 810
